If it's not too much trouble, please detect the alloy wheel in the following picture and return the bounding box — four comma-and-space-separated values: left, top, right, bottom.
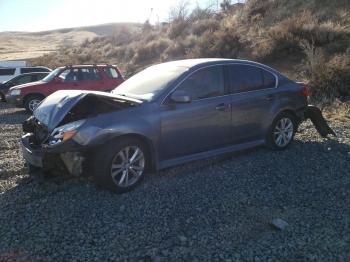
273, 117, 294, 147
28, 99, 41, 112
110, 146, 145, 188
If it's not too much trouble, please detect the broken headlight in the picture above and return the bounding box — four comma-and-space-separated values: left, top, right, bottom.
48, 120, 85, 145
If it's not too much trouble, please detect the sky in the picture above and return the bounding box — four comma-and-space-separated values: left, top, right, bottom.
0, 0, 237, 32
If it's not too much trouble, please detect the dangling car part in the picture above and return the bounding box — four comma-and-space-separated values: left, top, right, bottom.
20, 59, 335, 193
304, 106, 336, 137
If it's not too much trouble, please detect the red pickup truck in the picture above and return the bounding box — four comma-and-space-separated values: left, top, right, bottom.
6, 64, 124, 112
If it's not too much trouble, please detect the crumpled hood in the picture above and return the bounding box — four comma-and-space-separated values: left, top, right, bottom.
9, 81, 45, 90
34, 90, 142, 131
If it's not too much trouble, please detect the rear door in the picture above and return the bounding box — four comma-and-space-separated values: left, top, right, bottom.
226, 64, 278, 143
78, 67, 104, 91
160, 65, 232, 160
102, 67, 124, 91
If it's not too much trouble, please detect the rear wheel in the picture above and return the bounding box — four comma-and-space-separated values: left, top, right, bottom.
24, 95, 44, 113
93, 138, 149, 193
266, 112, 296, 150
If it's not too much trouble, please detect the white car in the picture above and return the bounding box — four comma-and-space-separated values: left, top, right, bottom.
0, 66, 51, 83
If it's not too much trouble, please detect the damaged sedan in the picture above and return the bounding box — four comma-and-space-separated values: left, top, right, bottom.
21, 59, 335, 193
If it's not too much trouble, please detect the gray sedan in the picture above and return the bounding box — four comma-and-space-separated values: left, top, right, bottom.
21, 59, 334, 193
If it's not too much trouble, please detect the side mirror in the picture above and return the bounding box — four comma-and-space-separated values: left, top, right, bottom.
170, 90, 191, 103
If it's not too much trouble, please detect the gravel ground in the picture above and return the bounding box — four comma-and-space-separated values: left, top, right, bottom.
0, 102, 349, 261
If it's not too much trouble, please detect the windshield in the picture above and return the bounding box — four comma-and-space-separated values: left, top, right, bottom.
41, 68, 61, 82
112, 64, 188, 101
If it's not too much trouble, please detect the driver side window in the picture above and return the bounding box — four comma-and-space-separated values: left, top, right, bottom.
15, 75, 32, 85
176, 66, 224, 100
59, 69, 79, 82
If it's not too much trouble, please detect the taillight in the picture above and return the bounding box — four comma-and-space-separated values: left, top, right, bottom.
301, 85, 310, 97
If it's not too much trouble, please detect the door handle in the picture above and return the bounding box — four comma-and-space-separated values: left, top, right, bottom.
265, 94, 275, 101
215, 103, 230, 111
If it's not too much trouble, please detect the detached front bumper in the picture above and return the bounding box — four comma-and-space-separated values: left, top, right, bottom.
21, 133, 90, 176
21, 134, 43, 167
5, 93, 23, 106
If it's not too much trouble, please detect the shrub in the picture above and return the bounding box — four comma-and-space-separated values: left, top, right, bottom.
192, 18, 220, 36
133, 39, 170, 63
306, 52, 350, 103
167, 19, 190, 39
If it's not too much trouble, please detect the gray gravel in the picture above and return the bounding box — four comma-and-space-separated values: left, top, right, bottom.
0, 102, 350, 261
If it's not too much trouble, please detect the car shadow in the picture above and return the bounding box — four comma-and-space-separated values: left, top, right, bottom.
3, 135, 349, 197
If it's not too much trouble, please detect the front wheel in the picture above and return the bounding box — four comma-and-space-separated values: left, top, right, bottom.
266, 112, 296, 150
93, 138, 149, 193
24, 95, 44, 113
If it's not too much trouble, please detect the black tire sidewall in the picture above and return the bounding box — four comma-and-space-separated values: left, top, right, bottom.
93, 138, 149, 193
267, 112, 296, 150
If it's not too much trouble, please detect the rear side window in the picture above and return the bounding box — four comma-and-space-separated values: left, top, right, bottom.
176, 66, 225, 100
35, 74, 48, 81
80, 68, 101, 80
227, 65, 265, 93
0, 68, 16, 76
103, 67, 119, 79
14, 75, 33, 85
262, 70, 276, 88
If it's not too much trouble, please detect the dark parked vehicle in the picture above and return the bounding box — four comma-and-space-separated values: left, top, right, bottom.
21, 59, 335, 193
6, 64, 124, 113
0, 72, 49, 101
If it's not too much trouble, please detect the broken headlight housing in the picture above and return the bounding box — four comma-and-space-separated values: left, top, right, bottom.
48, 120, 85, 145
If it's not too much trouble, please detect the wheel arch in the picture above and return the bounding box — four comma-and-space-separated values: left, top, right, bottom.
101, 133, 158, 171
23, 92, 46, 105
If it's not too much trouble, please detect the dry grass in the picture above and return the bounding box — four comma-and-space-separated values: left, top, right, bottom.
0, 31, 97, 60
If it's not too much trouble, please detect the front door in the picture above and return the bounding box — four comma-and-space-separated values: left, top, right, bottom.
160, 65, 231, 161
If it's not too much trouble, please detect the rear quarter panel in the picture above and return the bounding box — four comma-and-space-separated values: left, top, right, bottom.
271, 79, 307, 119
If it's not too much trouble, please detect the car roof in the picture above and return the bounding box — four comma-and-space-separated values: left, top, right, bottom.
19, 72, 49, 76
57, 64, 116, 69
157, 58, 282, 75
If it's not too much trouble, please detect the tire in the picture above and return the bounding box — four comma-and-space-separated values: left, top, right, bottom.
266, 112, 296, 150
93, 138, 150, 193
24, 95, 44, 113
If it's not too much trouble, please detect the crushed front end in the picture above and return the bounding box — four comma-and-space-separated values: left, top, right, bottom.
20, 90, 142, 176
21, 116, 89, 176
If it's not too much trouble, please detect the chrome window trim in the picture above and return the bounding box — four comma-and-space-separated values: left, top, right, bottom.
161, 62, 279, 105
